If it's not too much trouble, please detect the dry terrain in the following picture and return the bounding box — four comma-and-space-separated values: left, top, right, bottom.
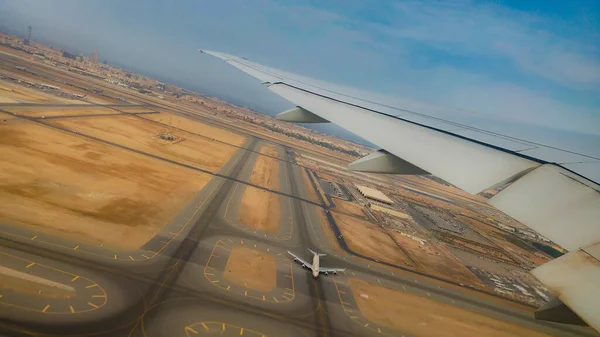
463, 216, 550, 267
141, 111, 246, 146
247, 146, 281, 190
334, 199, 368, 219
334, 213, 412, 266
349, 278, 552, 337
260, 144, 279, 159
0, 119, 211, 250
370, 204, 410, 219
390, 231, 484, 287
237, 146, 282, 233
51, 114, 237, 172
238, 186, 282, 234
224, 247, 277, 293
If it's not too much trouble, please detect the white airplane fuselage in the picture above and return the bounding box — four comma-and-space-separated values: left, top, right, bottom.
312, 254, 320, 278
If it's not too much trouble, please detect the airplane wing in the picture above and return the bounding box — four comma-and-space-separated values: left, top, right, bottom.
320, 267, 346, 274
202, 50, 600, 330
288, 251, 313, 270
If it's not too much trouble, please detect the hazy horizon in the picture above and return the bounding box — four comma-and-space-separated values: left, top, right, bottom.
1, 0, 598, 151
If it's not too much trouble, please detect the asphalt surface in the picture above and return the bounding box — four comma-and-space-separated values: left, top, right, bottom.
0, 53, 598, 336
0, 118, 597, 337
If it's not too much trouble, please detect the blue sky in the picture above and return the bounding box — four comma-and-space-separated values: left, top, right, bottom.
1, 0, 599, 142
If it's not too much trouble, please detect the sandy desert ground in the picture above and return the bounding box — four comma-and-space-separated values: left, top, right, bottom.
349, 278, 552, 337
224, 247, 277, 293
0, 119, 212, 250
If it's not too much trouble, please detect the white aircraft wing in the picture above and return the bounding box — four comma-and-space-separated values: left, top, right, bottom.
202, 50, 600, 330
288, 251, 313, 270
320, 267, 346, 274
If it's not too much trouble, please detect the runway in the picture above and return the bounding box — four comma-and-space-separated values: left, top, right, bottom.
0, 51, 598, 336
1, 136, 597, 336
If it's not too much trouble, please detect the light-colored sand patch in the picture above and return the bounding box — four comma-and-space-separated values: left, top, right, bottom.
390, 232, 484, 287
248, 150, 280, 190
224, 247, 277, 293
237, 147, 282, 233
349, 278, 552, 337
143, 111, 246, 146
370, 204, 410, 219
0, 120, 211, 250
0, 265, 75, 299
334, 213, 411, 266
51, 115, 237, 172
238, 186, 281, 234
259, 144, 279, 159
334, 199, 367, 219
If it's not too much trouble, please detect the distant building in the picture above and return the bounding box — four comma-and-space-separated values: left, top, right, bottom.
62, 51, 77, 60
40, 83, 60, 90
90, 51, 99, 62
355, 184, 394, 205
497, 223, 516, 232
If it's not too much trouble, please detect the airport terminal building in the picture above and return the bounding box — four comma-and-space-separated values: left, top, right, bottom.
354, 184, 394, 205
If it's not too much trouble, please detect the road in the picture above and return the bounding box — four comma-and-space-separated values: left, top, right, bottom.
1, 123, 596, 337
0, 55, 598, 336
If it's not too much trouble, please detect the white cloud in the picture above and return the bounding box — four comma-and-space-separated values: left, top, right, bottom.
374, 0, 600, 89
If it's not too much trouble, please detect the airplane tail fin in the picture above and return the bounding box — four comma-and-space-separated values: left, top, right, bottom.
308, 248, 327, 257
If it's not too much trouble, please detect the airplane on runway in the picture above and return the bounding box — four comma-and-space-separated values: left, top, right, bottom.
202, 49, 600, 331
288, 249, 345, 278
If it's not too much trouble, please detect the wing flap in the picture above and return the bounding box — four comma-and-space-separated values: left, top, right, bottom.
490, 165, 600, 251
202, 50, 600, 330
532, 244, 600, 331
268, 83, 539, 194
